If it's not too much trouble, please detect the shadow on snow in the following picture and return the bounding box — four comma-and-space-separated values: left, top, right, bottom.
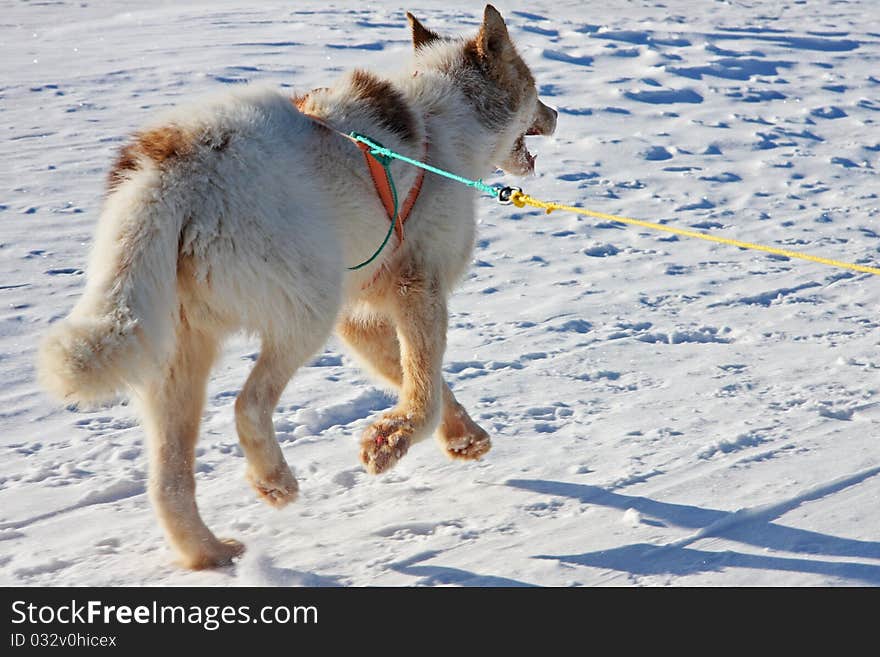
507, 466, 880, 584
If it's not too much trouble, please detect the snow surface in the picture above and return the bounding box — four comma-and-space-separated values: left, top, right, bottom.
2, 0, 880, 586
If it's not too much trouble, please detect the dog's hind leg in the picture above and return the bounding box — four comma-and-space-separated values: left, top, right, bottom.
338, 306, 491, 471
235, 340, 309, 508
138, 317, 242, 570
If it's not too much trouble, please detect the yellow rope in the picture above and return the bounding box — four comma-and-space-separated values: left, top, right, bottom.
509, 191, 880, 277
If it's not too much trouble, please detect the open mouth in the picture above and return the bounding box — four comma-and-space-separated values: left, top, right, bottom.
501, 108, 555, 176
509, 133, 536, 175
499, 100, 556, 176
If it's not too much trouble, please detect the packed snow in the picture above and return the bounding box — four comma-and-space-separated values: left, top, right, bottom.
2, 0, 879, 586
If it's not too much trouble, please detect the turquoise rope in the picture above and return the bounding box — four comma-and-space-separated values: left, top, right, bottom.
345, 133, 500, 270
349, 133, 501, 198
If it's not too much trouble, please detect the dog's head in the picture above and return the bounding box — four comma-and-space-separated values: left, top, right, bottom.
407, 5, 557, 176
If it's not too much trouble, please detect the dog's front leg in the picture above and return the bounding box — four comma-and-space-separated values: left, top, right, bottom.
339, 315, 491, 462
359, 268, 446, 474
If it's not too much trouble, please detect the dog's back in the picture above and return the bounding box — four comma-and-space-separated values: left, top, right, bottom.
38, 86, 346, 404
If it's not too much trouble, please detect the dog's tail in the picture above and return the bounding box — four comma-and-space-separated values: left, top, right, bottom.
38, 180, 184, 405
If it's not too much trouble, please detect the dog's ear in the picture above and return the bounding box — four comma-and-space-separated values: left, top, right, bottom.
406, 12, 441, 50
477, 4, 512, 59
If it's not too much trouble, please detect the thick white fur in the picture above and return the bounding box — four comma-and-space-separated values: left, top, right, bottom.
38, 69, 497, 403
37, 7, 551, 569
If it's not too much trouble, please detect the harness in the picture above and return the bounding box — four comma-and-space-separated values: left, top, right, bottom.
353, 135, 426, 249
294, 94, 427, 268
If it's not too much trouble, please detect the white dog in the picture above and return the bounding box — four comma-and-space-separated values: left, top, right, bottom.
38, 5, 557, 569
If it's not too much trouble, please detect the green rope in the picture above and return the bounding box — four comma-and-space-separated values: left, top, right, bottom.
349, 132, 500, 198
348, 145, 399, 271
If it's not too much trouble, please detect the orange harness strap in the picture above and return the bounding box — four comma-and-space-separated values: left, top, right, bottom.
295, 94, 426, 250
354, 140, 427, 246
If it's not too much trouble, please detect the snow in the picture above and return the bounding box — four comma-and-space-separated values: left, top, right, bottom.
2, 0, 879, 586
622, 508, 642, 527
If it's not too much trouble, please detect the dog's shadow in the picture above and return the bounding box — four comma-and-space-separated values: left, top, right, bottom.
388, 550, 536, 587
507, 466, 880, 584
240, 552, 348, 587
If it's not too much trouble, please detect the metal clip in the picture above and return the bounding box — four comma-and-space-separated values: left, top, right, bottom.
497, 186, 521, 205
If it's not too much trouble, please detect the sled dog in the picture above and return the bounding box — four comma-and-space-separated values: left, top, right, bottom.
38, 5, 557, 569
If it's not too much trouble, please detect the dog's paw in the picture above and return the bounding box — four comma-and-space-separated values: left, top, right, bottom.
360, 414, 414, 475
183, 538, 245, 570
444, 430, 491, 460
440, 407, 492, 461
247, 465, 299, 508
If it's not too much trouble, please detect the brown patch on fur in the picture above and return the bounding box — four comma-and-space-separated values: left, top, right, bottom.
107, 143, 140, 192
107, 125, 194, 193
453, 6, 535, 130
458, 36, 533, 129
351, 69, 417, 143
292, 93, 308, 112
136, 125, 192, 165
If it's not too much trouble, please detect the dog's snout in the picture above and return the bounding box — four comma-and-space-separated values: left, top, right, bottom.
528, 100, 557, 137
